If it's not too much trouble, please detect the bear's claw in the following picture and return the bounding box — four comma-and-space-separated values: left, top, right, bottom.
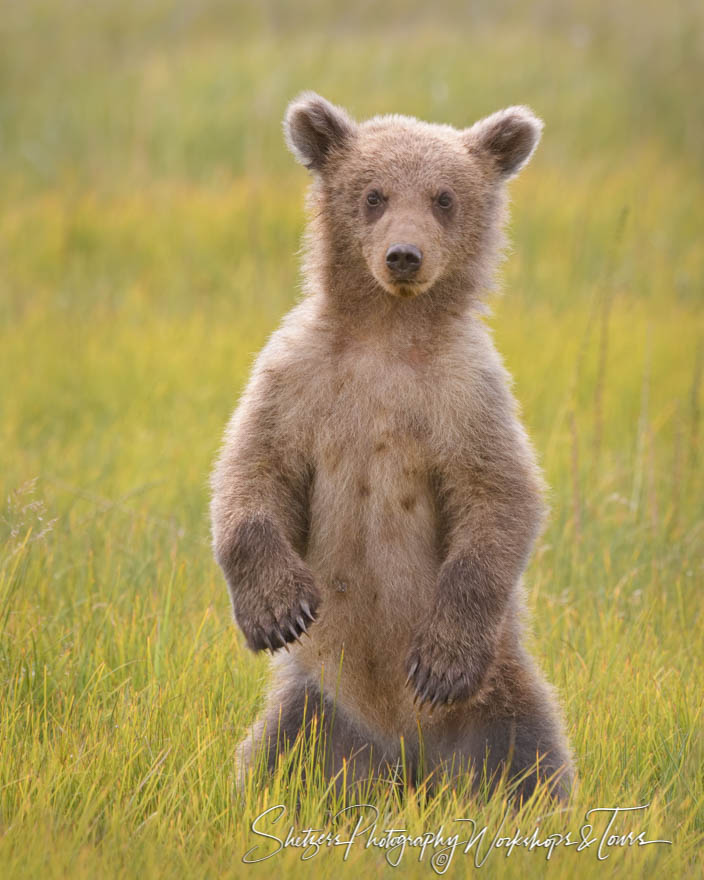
405, 640, 481, 713
239, 590, 320, 654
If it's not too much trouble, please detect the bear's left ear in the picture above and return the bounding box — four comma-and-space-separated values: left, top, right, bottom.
284, 92, 356, 172
463, 106, 543, 179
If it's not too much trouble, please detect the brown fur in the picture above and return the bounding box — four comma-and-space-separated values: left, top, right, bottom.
211, 93, 574, 801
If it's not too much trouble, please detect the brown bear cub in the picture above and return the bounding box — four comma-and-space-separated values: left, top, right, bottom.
211, 92, 574, 802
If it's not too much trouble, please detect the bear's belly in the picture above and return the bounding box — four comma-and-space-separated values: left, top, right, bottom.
295, 425, 441, 737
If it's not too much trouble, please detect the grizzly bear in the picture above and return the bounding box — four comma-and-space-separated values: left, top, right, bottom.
210, 92, 574, 801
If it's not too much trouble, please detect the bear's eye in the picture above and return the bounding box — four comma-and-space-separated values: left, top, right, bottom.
366, 190, 383, 207
436, 191, 454, 210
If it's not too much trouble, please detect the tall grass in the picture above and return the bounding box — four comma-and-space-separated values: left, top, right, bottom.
1, 1, 702, 876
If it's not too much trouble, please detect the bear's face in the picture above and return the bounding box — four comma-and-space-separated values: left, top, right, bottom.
285, 93, 542, 301
349, 122, 489, 299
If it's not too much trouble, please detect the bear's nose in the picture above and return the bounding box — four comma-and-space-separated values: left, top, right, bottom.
385, 243, 423, 278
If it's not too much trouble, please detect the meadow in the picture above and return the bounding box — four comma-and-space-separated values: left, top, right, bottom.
1, 1, 702, 876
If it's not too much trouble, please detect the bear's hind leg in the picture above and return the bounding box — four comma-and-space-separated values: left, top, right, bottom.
462, 711, 573, 803
425, 698, 573, 803
235, 674, 401, 793
235, 676, 323, 787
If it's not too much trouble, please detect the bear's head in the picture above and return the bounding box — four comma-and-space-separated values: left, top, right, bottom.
284, 92, 542, 307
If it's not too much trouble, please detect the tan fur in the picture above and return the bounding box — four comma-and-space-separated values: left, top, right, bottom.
211, 94, 574, 800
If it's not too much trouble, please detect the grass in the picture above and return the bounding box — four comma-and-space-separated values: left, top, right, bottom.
1, 1, 702, 876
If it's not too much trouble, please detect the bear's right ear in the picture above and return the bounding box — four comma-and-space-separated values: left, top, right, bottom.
284, 92, 356, 172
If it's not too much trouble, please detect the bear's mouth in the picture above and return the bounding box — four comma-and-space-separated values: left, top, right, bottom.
388, 279, 428, 298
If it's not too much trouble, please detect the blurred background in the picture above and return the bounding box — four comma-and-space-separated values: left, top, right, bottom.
1, 2, 702, 877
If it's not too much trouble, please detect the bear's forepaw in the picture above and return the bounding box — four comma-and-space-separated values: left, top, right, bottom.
405, 622, 493, 713
232, 559, 320, 654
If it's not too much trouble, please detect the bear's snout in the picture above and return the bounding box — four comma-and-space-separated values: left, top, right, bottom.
385, 243, 423, 279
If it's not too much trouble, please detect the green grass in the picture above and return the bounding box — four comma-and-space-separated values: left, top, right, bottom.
1, 1, 703, 877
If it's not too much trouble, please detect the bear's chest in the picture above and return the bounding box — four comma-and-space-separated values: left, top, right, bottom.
303, 345, 440, 583
299, 346, 442, 717
312, 344, 434, 479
